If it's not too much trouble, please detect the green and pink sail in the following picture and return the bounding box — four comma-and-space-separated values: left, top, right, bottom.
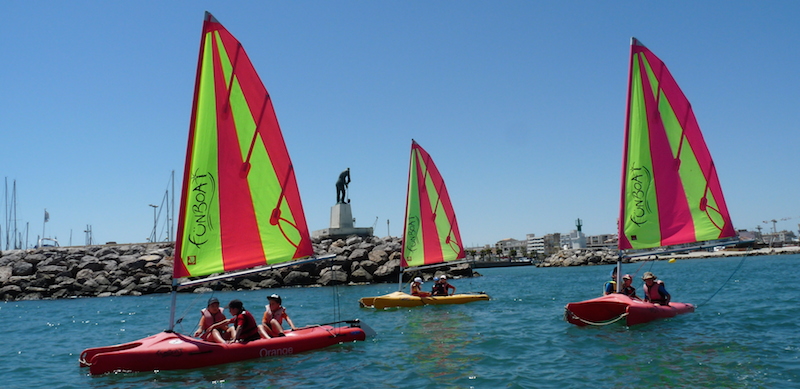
618, 38, 735, 250
401, 140, 465, 268
174, 12, 313, 278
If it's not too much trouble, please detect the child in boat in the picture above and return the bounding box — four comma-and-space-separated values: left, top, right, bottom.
439, 275, 456, 296
620, 274, 639, 299
193, 297, 230, 343
259, 294, 296, 338
642, 272, 671, 305
207, 299, 260, 343
410, 277, 430, 297
604, 268, 618, 295
431, 277, 447, 296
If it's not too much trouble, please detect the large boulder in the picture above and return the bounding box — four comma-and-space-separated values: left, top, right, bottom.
23, 253, 47, 265
0, 251, 24, 267
367, 250, 388, 265
283, 271, 313, 286
357, 259, 379, 274
257, 279, 282, 289
0, 284, 22, 300
373, 258, 401, 281
12, 261, 35, 277
349, 267, 373, 283
348, 248, 369, 262
75, 269, 94, 283
0, 266, 13, 284
318, 268, 348, 286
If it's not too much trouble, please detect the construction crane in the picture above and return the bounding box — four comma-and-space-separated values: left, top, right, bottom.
761, 216, 799, 233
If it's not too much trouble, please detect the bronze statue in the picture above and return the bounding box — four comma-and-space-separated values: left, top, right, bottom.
336, 168, 351, 203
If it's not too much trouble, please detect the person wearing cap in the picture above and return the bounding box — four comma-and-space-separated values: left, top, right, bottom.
206, 299, 261, 343
193, 297, 229, 343
259, 294, 296, 338
641, 272, 670, 305
431, 277, 447, 296
409, 276, 430, 297
620, 274, 639, 299
439, 275, 456, 296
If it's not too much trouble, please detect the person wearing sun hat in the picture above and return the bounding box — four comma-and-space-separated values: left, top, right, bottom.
642, 272, 670, 305
259, 293, 296, 338
193, 296, 229, 343
409, 276, 430, 297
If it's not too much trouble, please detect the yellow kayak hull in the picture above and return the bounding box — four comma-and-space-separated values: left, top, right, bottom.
359, 291, 490, 309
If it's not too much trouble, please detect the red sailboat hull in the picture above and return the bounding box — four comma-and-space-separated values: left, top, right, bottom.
80, 325, 366, 375
564, 294, 695, 327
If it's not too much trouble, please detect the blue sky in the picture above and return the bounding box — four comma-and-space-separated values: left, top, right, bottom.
1, 1, 798, 248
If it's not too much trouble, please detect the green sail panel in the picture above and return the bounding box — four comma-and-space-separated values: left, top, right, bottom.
174, 13, 313, 278
401, 140, 465, 268
618, 38, 735, 250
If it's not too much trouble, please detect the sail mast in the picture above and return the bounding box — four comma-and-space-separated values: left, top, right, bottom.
169, 11, 215, 331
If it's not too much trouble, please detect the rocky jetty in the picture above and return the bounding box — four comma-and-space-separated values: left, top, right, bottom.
0, 235, 474, 301
538, 249, 622, 267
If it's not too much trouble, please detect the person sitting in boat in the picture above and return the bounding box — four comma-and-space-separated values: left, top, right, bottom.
620, 274, 639, 299
410, 277, 430, 297
440, 275, 456, 296
431, 277, 447, 296
192, 297, 230, 343
604, 268, 618, 295
208, 299, 261, 343
258, 294, 296, 338
642, 272, 671, 305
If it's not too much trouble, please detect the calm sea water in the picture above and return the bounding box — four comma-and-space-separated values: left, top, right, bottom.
1, 254, 798, 388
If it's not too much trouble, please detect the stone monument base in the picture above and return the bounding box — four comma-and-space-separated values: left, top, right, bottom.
312, 226, 374, 240
311, 203, 373, 240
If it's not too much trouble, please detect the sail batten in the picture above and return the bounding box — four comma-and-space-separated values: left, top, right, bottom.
401, 141, 464, 268
174, 14, 312, 279
619, 38, 735, 251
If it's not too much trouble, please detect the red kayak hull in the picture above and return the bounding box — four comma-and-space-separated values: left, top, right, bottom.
80, 325, 366, 375
564, 294, 695, 327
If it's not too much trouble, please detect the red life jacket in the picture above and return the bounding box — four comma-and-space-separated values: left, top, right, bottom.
201, 308, 226, 330
233, 310, 260, 342
643, 280, 667, 303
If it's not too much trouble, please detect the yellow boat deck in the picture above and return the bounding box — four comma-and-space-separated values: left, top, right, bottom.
359, 291, 490, 309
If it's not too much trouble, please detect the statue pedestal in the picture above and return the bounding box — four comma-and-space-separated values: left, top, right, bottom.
330, 203, 354, 229
312, 203, 373, 240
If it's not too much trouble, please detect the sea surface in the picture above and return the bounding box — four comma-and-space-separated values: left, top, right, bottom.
1, 254, 798, 388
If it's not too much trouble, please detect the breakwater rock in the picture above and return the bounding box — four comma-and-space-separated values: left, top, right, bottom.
538, 249, 621, 267
0, 236, 475, 301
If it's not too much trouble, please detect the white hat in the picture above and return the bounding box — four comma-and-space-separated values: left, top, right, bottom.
440, 275, 447, 280
414, 277, 422, 283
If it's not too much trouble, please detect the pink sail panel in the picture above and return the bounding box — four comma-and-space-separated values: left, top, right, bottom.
400, 140, 465, 268
618, 38, 735, 250
175, 13, 312, 278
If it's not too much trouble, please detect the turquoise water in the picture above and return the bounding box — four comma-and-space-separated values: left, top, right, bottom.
1, 254, 798, 388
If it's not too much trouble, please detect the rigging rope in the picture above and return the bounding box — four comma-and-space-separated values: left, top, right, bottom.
695, 248, 751, 308
329, 257, 341, 326
174, 282, 221, 331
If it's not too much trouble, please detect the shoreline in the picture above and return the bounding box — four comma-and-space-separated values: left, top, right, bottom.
537, 246, 800, 267
1, 239, 797, 301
